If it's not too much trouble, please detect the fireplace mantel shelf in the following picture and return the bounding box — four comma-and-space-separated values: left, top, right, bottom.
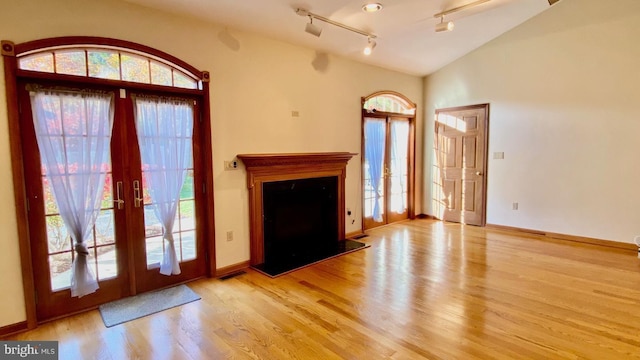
237, 152, 357, 168
237, 152, 357, 189
237, 152, 357, 265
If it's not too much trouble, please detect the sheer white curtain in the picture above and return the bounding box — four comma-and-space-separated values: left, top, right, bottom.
364, 118, 386, 222
134, 97, 194, 276
30, 89, 114, 298
390, 120, 409, 214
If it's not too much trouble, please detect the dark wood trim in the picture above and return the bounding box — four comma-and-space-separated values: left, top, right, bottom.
416, 214, 438, 220
408, 113, 416, 220
238, 152, 357, 169
360, 105, 366, 234
215, 261, 250, 278
0, 321, 28, 339
2, 43, 37, 330
485, 224, 637, 251
1, 40, 15, 56
16, 69, 203, 96
237, 152, 357, 265
14, 36, 203, 80
481, 104, 490, 226
201, 81, 217, 277
345, 230, 366, 239
435, 104, 488, 113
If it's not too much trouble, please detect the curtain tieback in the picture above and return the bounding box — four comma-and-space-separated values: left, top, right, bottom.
75, 243, 89, 256
164, 232, 175, 245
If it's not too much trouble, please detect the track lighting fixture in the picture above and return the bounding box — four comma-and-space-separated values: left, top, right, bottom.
433, 0, 491, 33
305, 16, 322, 37
363, 38, 376, 56
435, 16, 455, 32
296, 8, 378, 56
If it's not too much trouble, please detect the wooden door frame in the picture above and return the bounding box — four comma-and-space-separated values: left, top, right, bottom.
360, 91, 416, 231
434, 104, 489, 227
1, 37, 216, 329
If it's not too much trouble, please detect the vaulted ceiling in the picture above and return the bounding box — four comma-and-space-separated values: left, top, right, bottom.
122, 0, 555, 76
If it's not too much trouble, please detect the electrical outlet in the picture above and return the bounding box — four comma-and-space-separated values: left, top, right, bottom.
512, 202, 519, 210
226, 231, 233, 242
224, 160, 239, 170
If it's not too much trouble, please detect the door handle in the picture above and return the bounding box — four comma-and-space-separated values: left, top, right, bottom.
476, 171, 483, 176
114, 181, 125, 209
133, 180, 144, 208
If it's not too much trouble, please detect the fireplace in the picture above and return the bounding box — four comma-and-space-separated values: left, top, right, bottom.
237, 152, 358, 274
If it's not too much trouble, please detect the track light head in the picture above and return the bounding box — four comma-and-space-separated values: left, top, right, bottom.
435, 16, 455, 32
363, 38, 377, 56
305, 16, 323, 37
295, 8, 377, 49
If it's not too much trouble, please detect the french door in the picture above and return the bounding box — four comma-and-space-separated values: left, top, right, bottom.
363, 115, 412, 230
19, 82, 207, 320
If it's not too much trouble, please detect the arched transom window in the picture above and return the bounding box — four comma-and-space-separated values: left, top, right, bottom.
18, 46, 201, 89
363, 91, 416, 115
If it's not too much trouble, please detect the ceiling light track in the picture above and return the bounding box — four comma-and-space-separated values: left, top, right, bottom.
433, 0, 491, 18
296, 9, 377, 40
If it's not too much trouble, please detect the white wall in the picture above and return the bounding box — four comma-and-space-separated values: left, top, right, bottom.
0, 0, 423, 327
424, 0, 640, 242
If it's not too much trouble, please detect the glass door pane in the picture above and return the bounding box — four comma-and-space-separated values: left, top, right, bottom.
388, 119, 410, 222
37, 106, 118, 291
130, 96, 205, 294
363, 117, 387, 229
21, 85, 127, 321
133, 97, 197, 272
142, 168, 196, 268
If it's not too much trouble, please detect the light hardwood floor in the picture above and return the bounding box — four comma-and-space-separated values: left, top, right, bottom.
6, 219, 640, 359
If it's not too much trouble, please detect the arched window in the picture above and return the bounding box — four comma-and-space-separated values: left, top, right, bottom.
363, 91, 416, 115
18, 45, 200, 89
2, 37, 215, 324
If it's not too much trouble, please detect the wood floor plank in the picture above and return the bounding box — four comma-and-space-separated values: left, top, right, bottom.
5, 219, 640, 359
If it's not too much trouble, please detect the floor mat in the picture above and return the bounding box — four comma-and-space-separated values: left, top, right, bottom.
99, 284, 200, 327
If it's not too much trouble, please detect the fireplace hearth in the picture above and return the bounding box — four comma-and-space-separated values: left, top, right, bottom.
237, 152, 366, 276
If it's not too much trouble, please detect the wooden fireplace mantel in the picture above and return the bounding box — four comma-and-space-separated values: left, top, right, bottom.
237, 152, 357, 265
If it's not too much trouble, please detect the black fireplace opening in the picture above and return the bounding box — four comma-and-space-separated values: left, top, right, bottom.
256, 176, 366, 277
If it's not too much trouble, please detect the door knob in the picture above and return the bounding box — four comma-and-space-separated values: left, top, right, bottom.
476, 171, 483, 176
